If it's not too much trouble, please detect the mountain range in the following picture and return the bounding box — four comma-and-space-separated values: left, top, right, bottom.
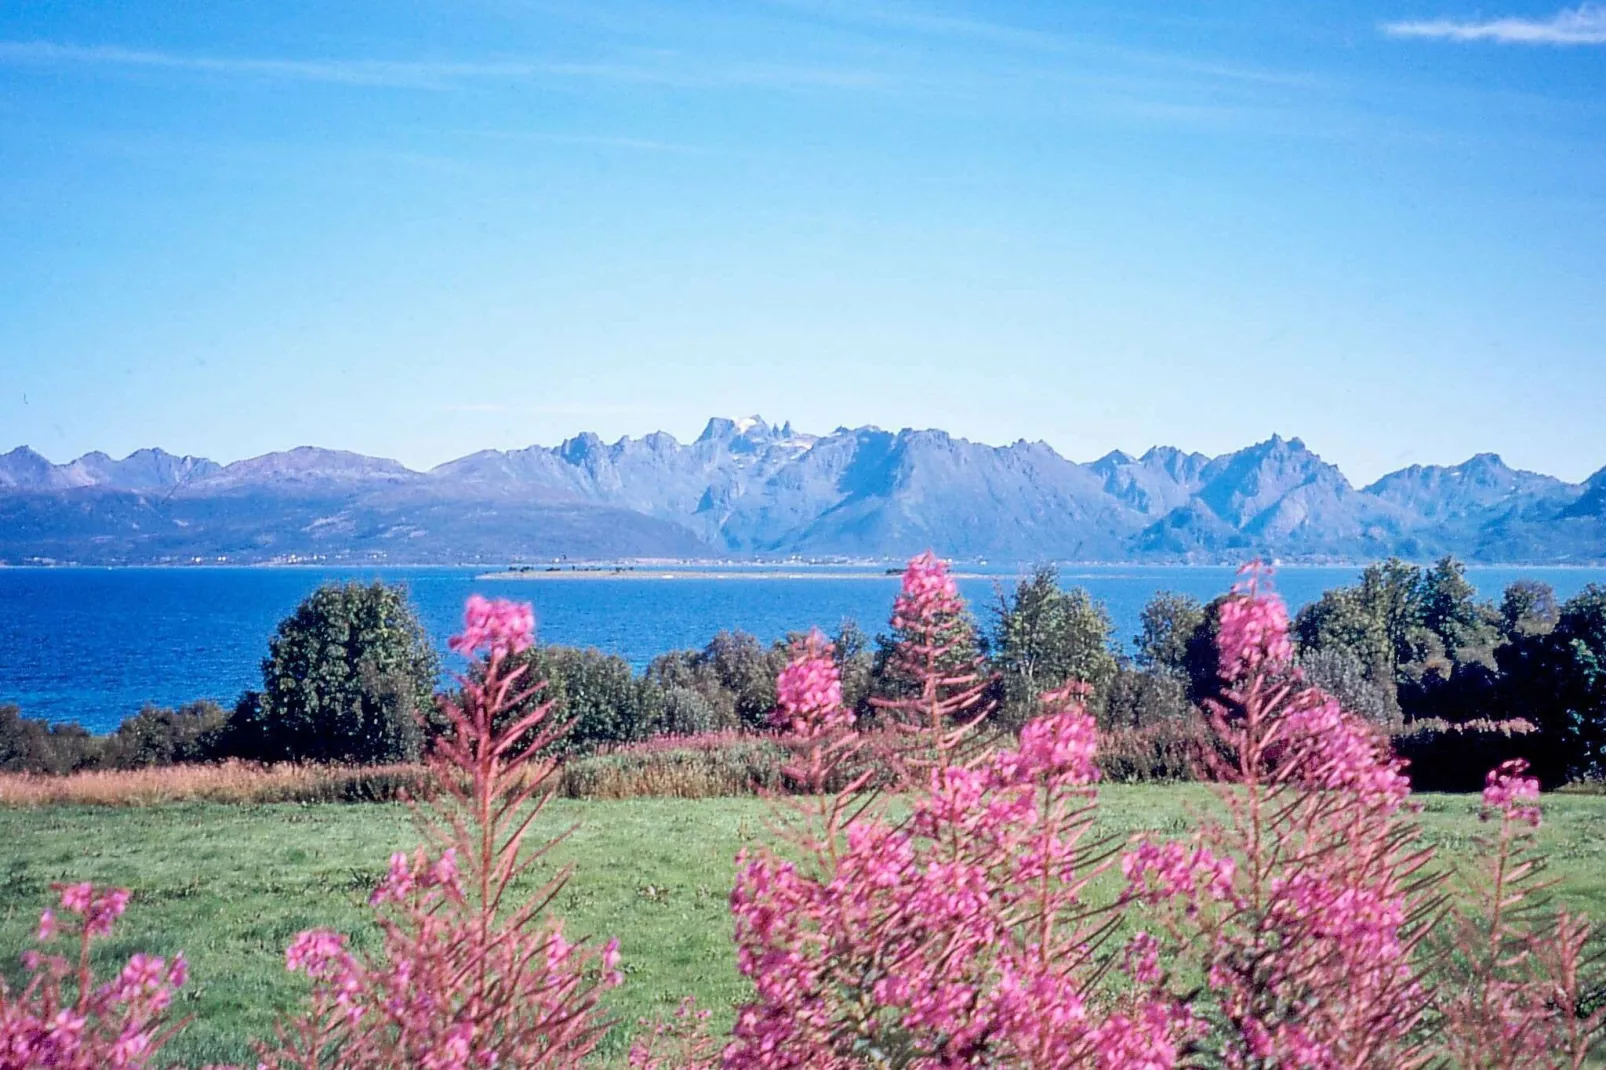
2, 417, 1603, 565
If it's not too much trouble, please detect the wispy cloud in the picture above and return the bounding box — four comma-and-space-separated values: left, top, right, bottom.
0, 40, 896, 92
1383, 3, 1606, 44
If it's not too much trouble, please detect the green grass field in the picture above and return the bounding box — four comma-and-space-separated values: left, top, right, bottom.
3, 787, 1606, 1066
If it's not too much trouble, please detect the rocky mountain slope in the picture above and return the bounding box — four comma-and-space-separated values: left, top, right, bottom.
1, 420, 1600, 565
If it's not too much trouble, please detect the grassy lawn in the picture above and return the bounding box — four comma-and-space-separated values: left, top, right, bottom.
3, 787, 1606, 1065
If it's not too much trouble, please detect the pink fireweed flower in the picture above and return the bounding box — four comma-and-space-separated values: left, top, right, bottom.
1122, 840, 1236, 906
1482, 758, 1542, 827
372, 851, 415, 905
1123, 931, 1165, 987
36, 907, 56, 942
770, 628, 849, 736
999, 691, 1100, 787
285, 928, 352, 978
59, 881, 94, 914
1217, 562, 1293, 680
891, 550, 965, 633
448, 594, 535, 659
86, 888, 131, 936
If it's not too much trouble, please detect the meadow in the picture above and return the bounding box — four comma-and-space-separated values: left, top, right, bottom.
4, 787, 1606, 1066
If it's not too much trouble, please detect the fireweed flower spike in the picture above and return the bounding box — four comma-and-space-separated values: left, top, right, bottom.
260, 594, 622, 1070
726, 552, 1195, 1067
0, 883, 188, 1068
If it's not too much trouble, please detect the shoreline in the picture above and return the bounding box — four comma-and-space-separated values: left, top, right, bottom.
474, 569, 1001, 581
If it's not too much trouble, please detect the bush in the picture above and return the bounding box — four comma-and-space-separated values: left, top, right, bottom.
0, 704, 100, 774
1391, 718, 1542, 793
1298, 648, 1398, 727
1097, 718, 1224, 783
249, 581, 438, 765
103, 700, 229, 768
659, 686, 723, 736
1098, 666, 1194, 730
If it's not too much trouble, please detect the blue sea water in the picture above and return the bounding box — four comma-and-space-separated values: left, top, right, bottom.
2, 565, 1603, 734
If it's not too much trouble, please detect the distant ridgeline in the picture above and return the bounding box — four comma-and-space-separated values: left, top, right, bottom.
1, 417, 1603, 565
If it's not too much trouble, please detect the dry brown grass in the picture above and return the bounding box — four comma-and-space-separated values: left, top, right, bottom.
0, 760, 434, 807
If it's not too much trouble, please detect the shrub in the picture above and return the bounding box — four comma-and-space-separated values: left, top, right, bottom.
1097, 718, 1223, 784
1298, 646, 1399, 727
0, 704, 99, 774
1097, 665, 1193, 730
988, 565, 1119, 728
249, 581, 438, 765
1391, 717, 1542, 793
658, 686, 723, 737
103, 700, 229, 768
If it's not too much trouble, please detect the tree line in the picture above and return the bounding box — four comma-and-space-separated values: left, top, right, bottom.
3, 561, 1603, 788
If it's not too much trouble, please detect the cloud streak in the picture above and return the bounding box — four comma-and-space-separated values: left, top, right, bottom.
1383, 3, 1606, 44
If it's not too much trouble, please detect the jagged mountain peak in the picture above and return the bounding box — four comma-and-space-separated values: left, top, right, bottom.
1, 424, 1602, 564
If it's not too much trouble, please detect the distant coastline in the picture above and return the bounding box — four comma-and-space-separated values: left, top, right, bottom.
475, 567, 1001, 581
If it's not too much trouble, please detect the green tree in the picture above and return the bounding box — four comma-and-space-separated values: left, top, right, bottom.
1419, 556, 1501, 669
1500, 579, 1560, 640
1498, 584, 1606, 785
1134, 591, 1207, 676
252, 581, 438, 764
988, 565, 1118, 727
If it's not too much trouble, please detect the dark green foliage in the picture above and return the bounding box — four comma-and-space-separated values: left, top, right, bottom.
1098, 667, 1192, 731
1418, 556, 1502, 669
1391, 720, 1546, 793
1134, 591, 1207, 676
105, 700, 229, 768
540, 646, 666, 751
1295, 556, 1505, 719
1501, 579, 1560, 639
987, 565, 1119, 728
1179, 595, 1232, 707
830, 619, 876, 717
0, 704, 99, 774
252, 581, 438, 765
1497, 585, 1606, 785
647, 630, 788, 734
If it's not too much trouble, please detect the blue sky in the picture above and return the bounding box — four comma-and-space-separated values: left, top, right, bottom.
1, 1, 1602, 484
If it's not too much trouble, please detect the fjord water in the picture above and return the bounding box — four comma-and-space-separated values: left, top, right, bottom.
2, 565, 1603, 733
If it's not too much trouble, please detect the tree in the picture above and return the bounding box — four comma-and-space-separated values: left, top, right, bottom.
253, 581, 438, 764
646, 630, 788, 733
1499, 584, 1606, 785
1419, 555, 1501, 669
1134, 591, 1207, 675
1500, 579, 1560, 640
989, 565, 1118, 727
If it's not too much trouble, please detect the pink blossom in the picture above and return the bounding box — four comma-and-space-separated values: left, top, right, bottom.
1216, 562, 1293, 680
86, 888, 131, 936
447, 593, 535, 658
890, 550, 964, 634
36, 908, 56, 942
769, 628, 849, 737
59, 881, 94, 913
1482, 759, 1542, 827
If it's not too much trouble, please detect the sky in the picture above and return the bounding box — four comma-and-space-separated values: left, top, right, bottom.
1, 1, 1602, 485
